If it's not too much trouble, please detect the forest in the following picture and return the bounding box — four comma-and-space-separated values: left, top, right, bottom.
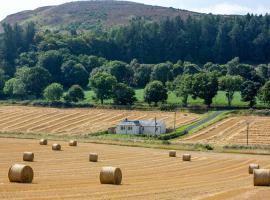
0, 14, 269, 108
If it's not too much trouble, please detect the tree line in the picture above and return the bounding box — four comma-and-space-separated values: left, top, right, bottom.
0, 18, 270, 108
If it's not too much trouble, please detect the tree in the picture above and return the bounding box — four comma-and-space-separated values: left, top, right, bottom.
151, 63, 173, 84
64, 85, 85, 102
144, 81, 168, 106
89, 72, 117, 104
113, 83, 136, 105
134, 64, 153, 87
183, 63, 200, 75
191, 72, 219, 107
257, 64, 270, 81
0, 69, 5, 96
61, 60, 89, 88
3, 78, 26, 99
16, 52, 38, 68
241, 81, 260, 108
38, 50, 63, 82
172, 61, 184, 78
78, 55, 106, 73
219, 75, 243, 106
43, 83, 64, 101
259, 80, 270, 105
106, 61, 134, 85
3, 78, 15, 96
24, 67, 52, 97
174, 74, 193, 107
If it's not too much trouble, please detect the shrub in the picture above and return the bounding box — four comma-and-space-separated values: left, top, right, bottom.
64, 85, 85, 102
43, 83, 64, 101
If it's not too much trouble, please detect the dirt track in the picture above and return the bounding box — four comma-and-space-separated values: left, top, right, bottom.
0, 106, 199, 135
180, 116, 270, 146
0, 138, 269, 200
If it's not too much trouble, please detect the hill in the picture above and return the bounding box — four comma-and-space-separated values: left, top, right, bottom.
0, 0, 202, 32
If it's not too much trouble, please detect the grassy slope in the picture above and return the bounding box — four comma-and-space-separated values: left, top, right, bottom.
85, 89, 254, 107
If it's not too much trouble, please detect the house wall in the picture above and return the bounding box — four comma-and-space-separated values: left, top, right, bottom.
142, 125, 166, 135
116, 125, 140, 134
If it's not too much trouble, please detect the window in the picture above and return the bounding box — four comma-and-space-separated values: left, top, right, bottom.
128, 127, 133, 131
121, 126, 125, 130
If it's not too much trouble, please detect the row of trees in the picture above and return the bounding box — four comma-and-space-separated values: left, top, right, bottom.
0, 20, 270, 108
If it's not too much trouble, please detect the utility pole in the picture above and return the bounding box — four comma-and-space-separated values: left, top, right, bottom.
155, 117, 157, 134
173, 112, 176, 132
246, 121, 250, 146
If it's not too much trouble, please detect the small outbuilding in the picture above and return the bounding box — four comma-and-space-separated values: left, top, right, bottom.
116, 119, 166, 135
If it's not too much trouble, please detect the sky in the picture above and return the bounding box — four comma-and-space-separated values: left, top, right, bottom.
0, 0, 269, 20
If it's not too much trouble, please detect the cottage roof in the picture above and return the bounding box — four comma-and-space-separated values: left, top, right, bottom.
118, 119, 165, 127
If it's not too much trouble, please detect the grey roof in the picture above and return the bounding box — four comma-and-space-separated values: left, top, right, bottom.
118, 120, 165, 127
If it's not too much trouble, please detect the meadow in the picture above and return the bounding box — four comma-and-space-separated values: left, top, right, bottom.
85, 89, 254, 107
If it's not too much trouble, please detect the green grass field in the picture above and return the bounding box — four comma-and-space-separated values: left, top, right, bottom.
84, 89, 259, 107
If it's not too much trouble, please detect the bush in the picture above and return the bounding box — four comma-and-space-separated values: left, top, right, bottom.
64, 85, 85, 102
160, 104, 177, 111
158, 130, 188, 140
43, 83, 64, 101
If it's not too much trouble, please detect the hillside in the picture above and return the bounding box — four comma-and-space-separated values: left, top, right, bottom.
0, 0, 202, 32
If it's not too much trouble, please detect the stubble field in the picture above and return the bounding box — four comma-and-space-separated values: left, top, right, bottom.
0, 106, 199, 135
180, 116, 270, 146
0, 138, 269, 200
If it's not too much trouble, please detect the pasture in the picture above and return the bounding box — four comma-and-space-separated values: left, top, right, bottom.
0, 138, 269, 200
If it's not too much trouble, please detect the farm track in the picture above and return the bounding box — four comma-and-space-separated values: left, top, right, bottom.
0, 138, 268, 200
0, 106, 199, 135
179, 115, 270, 146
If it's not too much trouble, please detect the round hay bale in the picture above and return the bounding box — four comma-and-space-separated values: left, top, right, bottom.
39, 139, 47, 145
249, 164, 260, 174
69, 140, 77, 146
100, 167, 122, 185
89, 153, 98, 162
254, 169, 270, 186
183, 154, 191, 161
23, 152, 34, 162
8, 164, 34, 183
169, 150, 176, 157
52, 144, 61, 151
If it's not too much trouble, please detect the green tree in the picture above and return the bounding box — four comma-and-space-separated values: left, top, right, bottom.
43, 83, 64, 101
134, 64, 153, 87
3, 78, 26, 99
259, 80, 270, 105
38, 50, 63, 82
219, 75, 243, 106
0, 69, 5, 96
61, 60, 89, 88
64, 85, 85, 102
257, 64, 270, 81
183, 63, 200, 75
113, 83, 136, 105
24, 67, 52, 97
144, 81, 168, 106
3, 78, 15, 96
191, 72, 219, 107
174, 74, 193, 107
241, 81, 260, 108
89, 72, 117, 104
106, 61, 133, 85
151, 63, 173, 84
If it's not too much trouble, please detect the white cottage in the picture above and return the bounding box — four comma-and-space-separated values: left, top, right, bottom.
116, 119, 166, 135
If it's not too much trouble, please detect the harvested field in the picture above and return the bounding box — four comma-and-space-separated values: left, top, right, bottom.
0, 106, 199, 135
180, 116, 270, 146
0, 138, 269, 200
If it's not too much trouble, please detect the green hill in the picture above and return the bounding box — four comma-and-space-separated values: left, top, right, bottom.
0, 0, 202, 32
